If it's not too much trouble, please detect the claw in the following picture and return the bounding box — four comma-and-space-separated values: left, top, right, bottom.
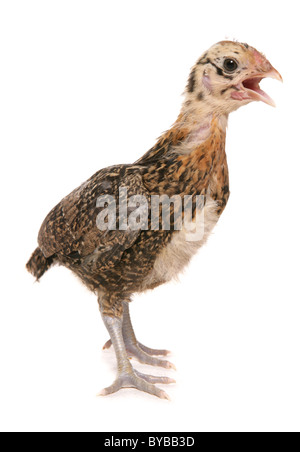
102, 339, 112, 350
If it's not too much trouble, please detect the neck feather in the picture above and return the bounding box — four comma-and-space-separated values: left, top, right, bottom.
137, 107, 228, 165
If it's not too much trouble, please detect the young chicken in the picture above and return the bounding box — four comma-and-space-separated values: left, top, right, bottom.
26, 41, 282, 399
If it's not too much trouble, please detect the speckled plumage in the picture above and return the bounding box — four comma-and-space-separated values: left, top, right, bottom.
28, 116, 228, 316
26, 41, 281, 398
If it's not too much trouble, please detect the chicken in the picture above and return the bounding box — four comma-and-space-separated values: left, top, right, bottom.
26, 41, 282, 399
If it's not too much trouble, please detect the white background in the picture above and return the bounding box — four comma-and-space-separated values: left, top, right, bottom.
0, 0, 299, 432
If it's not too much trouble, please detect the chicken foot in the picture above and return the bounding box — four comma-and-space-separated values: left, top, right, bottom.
99, 313, 174, 399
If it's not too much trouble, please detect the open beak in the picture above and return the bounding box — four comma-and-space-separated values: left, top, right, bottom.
231, 67, 283, 107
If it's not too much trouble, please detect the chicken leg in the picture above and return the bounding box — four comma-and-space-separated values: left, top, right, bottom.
103, 302, 175, 369
99, 310, 174, 399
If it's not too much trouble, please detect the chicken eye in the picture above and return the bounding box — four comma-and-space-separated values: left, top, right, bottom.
223, 59, 238, 73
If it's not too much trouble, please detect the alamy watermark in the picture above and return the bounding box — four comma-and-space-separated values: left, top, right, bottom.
96, 187, 208, 242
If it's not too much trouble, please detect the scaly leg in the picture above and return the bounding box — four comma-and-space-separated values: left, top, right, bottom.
99, 311, 174, 399
103, 302, 175, 369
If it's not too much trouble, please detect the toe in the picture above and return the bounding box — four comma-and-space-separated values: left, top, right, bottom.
137, 342, 171, 357
137, 354, 176, 371
135, 370, 176, 385
126, 344, 176, 370
134, 377, 170, 400
97, 380, 121, 396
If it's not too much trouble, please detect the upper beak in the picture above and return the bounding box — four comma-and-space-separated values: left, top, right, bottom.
265, 67, 283, 83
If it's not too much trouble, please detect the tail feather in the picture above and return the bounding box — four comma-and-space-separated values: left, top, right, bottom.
26, 247, 55, 281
